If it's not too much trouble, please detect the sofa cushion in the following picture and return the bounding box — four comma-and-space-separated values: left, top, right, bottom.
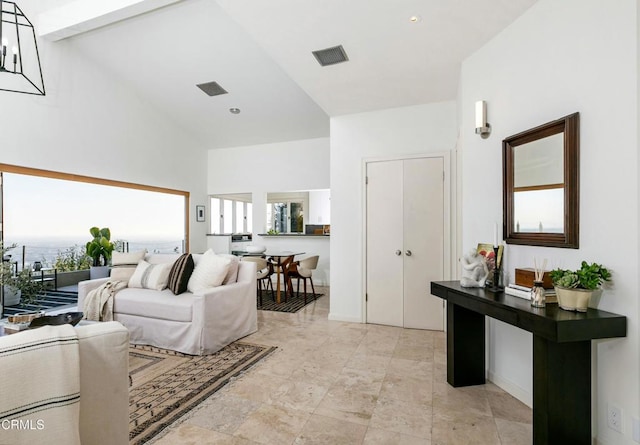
112, 250, 146, 266
110, 266, 136, 282
146, 253, 182, 265
187, 250, 231, 293
219, 254, 240, 285
114, 288, 193, 322
167, 253, 195, 295
128, 260, 173, 291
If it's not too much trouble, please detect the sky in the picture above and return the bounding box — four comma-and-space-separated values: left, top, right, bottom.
2, 173, 185, 241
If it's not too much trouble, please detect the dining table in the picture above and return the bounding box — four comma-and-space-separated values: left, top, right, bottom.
234, 250, 305, 304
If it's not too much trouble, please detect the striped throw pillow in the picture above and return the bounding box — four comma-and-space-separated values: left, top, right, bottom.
128, 260, 173, 291
167, 253, 195, 295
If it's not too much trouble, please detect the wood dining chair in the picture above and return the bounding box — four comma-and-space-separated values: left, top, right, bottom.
267, 254, 295, 303
241, 256, 274, 305
285, 255, 319, 303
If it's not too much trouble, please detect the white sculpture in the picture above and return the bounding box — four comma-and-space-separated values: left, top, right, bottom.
460, 249, 489, 288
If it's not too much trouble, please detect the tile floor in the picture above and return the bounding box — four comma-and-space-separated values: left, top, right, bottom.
151, 286, 532, 445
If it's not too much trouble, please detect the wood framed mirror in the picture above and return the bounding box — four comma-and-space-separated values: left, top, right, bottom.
503, 112, 579, 248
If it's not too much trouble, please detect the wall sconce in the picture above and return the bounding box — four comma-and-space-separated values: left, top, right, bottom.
475, 100, 491, 138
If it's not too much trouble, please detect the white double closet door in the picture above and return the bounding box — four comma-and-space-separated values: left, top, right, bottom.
366, 156, 445, 330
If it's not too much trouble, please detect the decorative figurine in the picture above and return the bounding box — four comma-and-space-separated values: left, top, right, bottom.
460, 249, 489, 288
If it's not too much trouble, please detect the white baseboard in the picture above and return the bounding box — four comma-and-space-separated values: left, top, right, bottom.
328, 313, 363, 323
487, 370, 532, 408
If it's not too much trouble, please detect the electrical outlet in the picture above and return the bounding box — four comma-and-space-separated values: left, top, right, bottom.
608, 403, 623, 433
632, 416, 640, 442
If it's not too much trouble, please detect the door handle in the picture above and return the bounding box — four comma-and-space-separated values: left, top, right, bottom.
405, 250, 412, 256
395, 250, 402, 256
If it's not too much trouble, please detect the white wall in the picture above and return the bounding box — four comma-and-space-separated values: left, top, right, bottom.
460, 1, 638, 442
207, 137, 330, 233
309, 189, 330, 225
330, 101, 458, 322
207, 137, 330, 281
1, 5, 209, 252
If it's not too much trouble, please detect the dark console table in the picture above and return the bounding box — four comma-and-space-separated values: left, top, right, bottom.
431, 281, 627, 445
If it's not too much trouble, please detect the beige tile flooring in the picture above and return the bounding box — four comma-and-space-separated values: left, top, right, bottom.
151, 286, 532, 445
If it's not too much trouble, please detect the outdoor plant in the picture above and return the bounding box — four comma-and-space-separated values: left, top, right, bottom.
0, 241, 17, 287
1, 242, 46, 307
10, 269, 46, 307
86, 227, 115, 267
54, 245, 92, 271
550, 261, 612, 290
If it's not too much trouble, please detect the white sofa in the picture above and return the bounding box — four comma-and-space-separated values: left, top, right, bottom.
78, 253, 257, 355
0, 321, 129, 445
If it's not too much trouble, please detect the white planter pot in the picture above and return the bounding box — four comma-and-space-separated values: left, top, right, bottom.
90, 266, 110, 280
3, 285, 21, 306
555, 286, 602, 312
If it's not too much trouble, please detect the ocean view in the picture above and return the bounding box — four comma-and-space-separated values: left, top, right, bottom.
2, 237, 184, 269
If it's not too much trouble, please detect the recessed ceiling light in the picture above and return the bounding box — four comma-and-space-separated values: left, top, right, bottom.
229, 108, 241, 114
409, 15, 422, 23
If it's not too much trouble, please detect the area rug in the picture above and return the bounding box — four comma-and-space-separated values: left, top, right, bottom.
129, 342, 276, 445
257, 290, 324, 313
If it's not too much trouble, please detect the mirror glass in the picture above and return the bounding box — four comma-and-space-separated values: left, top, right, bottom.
503, 113, 579, 248
513, 133, 564, 233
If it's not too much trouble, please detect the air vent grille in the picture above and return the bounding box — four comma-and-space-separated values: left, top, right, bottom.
196, 81, 228, 97
312, 45, 349, 67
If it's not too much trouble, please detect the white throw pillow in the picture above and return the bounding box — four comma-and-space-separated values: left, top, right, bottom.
187, 251, 232, 293
219, 254, 240, 285
128, 260, 173, 291
112, 250, 147, 266
110, 266, 136, 282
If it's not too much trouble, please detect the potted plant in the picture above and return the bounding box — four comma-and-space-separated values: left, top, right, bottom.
1, 242, 19, 308
9, 269, 46, 308
1, 242, 47, 310
550, 261, 612, 312
86, 227, 115, 279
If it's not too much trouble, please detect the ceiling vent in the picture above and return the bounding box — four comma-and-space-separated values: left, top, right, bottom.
312, 45, 349, 67
196, 81, 228, 97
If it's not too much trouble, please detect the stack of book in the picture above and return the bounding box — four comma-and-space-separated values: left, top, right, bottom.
505, 268, 557, 303
1, 311, 46, 334
2, 321, 31, 334
504, 283, 557, 303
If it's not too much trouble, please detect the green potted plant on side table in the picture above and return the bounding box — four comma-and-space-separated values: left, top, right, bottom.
86, 227, 115, 279
550, 261, 612, 312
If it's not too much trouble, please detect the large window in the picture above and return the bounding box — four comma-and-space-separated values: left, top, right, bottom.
0, 165, 189, 269
210, 194, 252, 234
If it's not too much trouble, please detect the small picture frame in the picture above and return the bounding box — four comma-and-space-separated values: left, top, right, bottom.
196, 205, 206, 222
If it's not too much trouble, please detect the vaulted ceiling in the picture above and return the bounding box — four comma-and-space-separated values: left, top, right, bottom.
37, 0, 538, 148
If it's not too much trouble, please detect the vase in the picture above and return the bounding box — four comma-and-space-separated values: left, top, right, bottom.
531, 281, 546, 308
554, 286, 599, 312
3, 285, 21, 306
90, 266, 110, 280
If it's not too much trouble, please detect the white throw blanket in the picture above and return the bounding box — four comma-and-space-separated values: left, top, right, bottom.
83, 280, 127, 322
0, 325, 81, 445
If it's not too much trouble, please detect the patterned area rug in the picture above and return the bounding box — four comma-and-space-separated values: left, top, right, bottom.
129, 342, 276, 445
257, 290, 323, 313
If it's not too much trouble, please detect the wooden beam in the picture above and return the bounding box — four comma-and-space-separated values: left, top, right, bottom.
38, 0, 181, 41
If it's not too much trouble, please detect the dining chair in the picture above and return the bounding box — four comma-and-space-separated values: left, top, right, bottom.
267, 255, 294, 303
285, 255, 319, 303
241, 256, 274, 305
